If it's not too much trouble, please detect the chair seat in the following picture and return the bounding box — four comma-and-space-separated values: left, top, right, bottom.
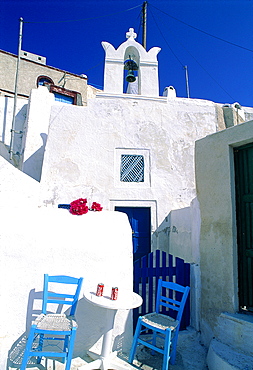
142, 313, 179, 331
34, 314, 77, 331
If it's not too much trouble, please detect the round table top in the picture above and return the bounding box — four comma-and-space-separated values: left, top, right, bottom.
84, 291, 143, 310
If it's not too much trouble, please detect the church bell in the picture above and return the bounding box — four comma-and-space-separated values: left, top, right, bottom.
124, 57, 138, 83
126, 70, 136, 83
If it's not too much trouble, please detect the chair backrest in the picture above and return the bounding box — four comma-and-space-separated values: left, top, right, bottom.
42, 274, 83, 316
155, 279, 190, 324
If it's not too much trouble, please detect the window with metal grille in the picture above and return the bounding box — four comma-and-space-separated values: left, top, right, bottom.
120, 154, 144, 182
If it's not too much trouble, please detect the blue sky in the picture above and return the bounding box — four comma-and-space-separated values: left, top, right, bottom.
1, 0, 253, 106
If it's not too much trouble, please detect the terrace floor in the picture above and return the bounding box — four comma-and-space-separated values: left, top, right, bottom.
70, 327, 208, 370
9, 327, 208, 370
130, 327, 208, 370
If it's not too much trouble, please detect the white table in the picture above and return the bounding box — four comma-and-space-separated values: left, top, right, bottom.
79, 291, 142, 370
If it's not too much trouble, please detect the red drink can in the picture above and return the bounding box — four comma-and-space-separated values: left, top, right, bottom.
111, 287, 118, 300
96, 283, 104, 297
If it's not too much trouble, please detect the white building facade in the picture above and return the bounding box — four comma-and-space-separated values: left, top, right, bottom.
1, 27, 253, 369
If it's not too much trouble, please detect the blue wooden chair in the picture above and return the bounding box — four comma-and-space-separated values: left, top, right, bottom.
21, 274, 83, 370
129, 279, 190, 370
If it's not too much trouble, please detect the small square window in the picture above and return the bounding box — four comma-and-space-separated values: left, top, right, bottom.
120, 154, 144, 182
114, 148, 150, 188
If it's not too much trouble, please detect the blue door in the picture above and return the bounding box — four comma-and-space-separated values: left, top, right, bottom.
115, 207, 151, 261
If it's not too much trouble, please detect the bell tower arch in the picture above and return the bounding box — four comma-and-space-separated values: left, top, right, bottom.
102, 28, 161, 96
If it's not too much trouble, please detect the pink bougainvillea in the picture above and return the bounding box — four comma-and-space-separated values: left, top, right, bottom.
67, 198, 103, 215
90, 202, 103, 212
70, 198, 89, 215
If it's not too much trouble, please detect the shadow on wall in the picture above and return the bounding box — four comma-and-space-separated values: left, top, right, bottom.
152, 199, 200, 264
22, 133, 47, 182
0, 102, 28, 166
7, 289, 43, 370
1, 98, 27, 145
7, 333, 30, 370
152, 208, 191, 256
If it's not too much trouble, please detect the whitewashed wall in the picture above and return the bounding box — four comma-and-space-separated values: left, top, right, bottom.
38, 91, 219, 229
1, 88, 226, 266
0, 158, 134, 370
0, 96, 27, 145
0, 96, 27, 164
21, 86, 55, 181
0, 86, 231, 369
102, 28, 160, 96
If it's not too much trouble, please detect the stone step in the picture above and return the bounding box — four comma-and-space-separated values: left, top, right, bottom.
207, 338, 253, 370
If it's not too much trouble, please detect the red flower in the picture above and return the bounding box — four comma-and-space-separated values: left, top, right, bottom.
90, 202, 103, 212
66, 198, 103, 215
70, 198, 89, 215
71, 198, 87, 205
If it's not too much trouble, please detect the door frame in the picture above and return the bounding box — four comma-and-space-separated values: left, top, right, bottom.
110, 200, 157, 234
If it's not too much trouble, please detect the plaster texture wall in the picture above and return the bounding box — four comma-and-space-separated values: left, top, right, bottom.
21, 86, 55, 181
0, 95, 27, 163
0, 89, 99, 171
0, 155, 40, 208
195, 120, 253, 353
39, 91, 219, 242
0, 158, 134, 370
153, 197, 201, 264
0, 88, 55, 175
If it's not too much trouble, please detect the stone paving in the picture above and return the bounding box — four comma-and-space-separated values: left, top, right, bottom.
8, 327, 208, 370
71, 327, 208, 370
129, 327, 208, 370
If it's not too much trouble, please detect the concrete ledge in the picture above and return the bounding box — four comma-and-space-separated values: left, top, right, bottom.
96, 92, 168, 102
216, 312, 253, 354
207, 339, 253, 370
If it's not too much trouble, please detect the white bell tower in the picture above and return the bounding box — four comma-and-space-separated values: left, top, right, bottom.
102, 28, 161, 96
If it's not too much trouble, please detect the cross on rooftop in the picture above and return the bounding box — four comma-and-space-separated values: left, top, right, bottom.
126, 28, 137, 40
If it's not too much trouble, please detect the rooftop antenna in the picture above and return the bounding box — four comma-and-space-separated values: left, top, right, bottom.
58, 72, 67, 87
142, 1, 147, 50
184, 65, 190, 98
10, 17, 23, 160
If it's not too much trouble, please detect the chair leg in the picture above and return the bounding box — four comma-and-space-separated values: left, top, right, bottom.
129, 317, 142, 364
64, 334, 69, 352
151, 331, 157, 355
37, 333, 44, 364
21, 324, 78, 370
20, 326, 36, 370
169, 328, 179, 365
65, 328, 77, 370
162, 328, 171, 370
63, 334, 70, 363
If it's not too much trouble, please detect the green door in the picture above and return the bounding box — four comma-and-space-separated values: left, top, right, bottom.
234, 143, 253, 311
